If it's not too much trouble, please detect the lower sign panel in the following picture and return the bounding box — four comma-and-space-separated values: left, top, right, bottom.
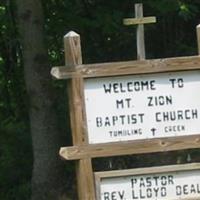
95, 163, 200, 200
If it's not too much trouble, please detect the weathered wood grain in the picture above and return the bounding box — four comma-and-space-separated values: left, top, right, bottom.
64, 31, 95, 200
123, 3, 156, 60
95, 162, 200, 179
197, 24, 200, 55
123, 16, 156, 25
60, 135, 200, 160
51, 55, 200, 79
64, 31, 82, 67
135, 3, 145, 60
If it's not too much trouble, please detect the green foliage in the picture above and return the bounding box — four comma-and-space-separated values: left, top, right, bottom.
0, 1, 32, 199
0, 121, 31, 200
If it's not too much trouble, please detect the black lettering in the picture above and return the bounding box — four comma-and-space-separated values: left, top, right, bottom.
163, 111, 170, 121
103, 84, 112, 93
96, 113, 145, 127
147, 96, 153, 106
125, 98, 132, 108
197, 184, 200, 193
153, 187, 159, 197
96, 117, 102, 127
177, 110, 184, 120
118, 191, 125, 200
127, 82, 133, 92
146, 188, 152, 198
192, 109, 198, 119
151, 128, 156, 136
170, 111, 176, 121
191, 184, 196, 194
150, 80, 156, 90
105, 117, 111, 126
166, 95, 173, 105
116, 98, 132, 109
147, 95, 173, 107
161, 187, 167, 197
103, 192, 110, 200
155, 112, 161, 122
104, 80, 157, 94
168, 175, 174, 185
131, 114, 137, 124
156, 96, 164, 105
161, 176, 167, 185
116, 99, 124, 109
138, 113, 144, 123
183, 184, 189, 195
141, 81, 148, 90
131, 178, 137, 188
178, 78, 184, 88
139, 188, 145, 199
132, 190, 138, 199
109, 129, 143, 138
155, 109, 199, 122
165, 125, 185, 133
112, 116, 118, 126
111, 191, 117, 200
169, 78, 176, 88
117, 131, 122, 136
113, 83, 119, 93
119, 115, 126, 125
176, 185, 182, 196
139, 178, 145, 187
153, 176, 159, 186
134, 82, 140, 91
109, 131, 112, 137
146, 177, 152, 187
169, 78, 184, 88
119, 83, 126, 93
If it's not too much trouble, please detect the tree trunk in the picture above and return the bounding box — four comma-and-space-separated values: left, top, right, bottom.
15, 0, 66, 199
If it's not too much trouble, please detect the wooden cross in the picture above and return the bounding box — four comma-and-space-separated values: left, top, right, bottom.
123, 3, 156, 60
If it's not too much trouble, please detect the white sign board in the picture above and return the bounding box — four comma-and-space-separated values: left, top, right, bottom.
84, 70, 200, 144
95, 164, 200, 200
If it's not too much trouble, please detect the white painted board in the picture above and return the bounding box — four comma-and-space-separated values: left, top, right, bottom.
84, 70, 200, 144
95, 165, 200, 200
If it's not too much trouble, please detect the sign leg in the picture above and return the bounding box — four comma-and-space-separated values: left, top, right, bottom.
76, 158, 95, 200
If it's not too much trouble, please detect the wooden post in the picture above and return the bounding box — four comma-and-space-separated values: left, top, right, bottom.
135, 4, 145, 60
123, 3, 156, 60
64, 31, 96, 200
197, 24, 200, 55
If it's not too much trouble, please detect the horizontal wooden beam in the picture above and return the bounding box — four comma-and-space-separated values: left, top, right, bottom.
95, 162, 200, 178
51, 55, 200, 79
51, 66, 81, 79
59, 135, 200, 160
123, 16, 156, 25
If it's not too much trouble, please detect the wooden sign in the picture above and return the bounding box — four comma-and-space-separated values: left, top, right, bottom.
95, 163, 200, 200
58, 56, 200, 161
85, 70, 200, 144
52, 23, 200, 200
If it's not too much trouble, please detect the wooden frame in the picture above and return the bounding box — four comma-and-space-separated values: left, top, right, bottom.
60, 135, 200, 160
53, 25, 200, 200
95, 163, 200, 200
54, 55, 200, 161
51, 55, 200, 79
63, 31, 96, 200
123, 16, 156, 25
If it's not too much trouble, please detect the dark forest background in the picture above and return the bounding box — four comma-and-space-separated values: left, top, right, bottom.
1, 0, 200, 199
